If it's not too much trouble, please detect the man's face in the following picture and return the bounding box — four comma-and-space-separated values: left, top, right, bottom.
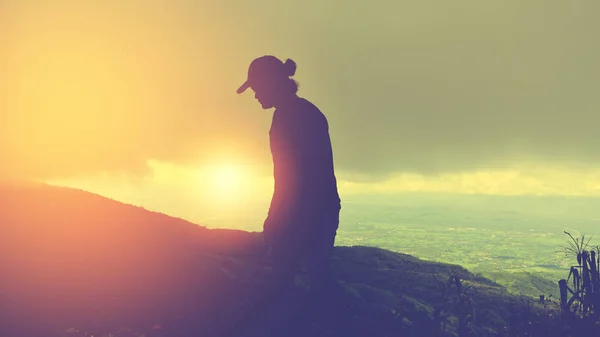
251, 82, 276, 110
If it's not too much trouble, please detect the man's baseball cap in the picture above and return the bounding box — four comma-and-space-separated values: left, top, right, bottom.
237, 55, 288, 94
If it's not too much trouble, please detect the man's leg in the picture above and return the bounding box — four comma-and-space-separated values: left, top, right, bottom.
263, 225, 306, 336
268, 229, 302, 293
305, 209, 340, 293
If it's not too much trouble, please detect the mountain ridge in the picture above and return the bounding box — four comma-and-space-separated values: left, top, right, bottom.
0, 181, 574, 336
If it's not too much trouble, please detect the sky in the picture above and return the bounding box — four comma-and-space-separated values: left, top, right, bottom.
2, 0, 600, 221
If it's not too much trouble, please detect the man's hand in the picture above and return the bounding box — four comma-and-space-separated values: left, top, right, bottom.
263, 215, 277, 249
262, 216, 280, 266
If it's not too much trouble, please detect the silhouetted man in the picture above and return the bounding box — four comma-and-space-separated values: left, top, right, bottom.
237, 55, 341, 293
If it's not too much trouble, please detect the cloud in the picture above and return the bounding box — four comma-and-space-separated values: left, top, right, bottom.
338, 165, 600, 197
2, 1, 600, 182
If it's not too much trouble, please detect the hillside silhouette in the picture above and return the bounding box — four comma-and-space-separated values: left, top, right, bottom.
0, 181, 591, 337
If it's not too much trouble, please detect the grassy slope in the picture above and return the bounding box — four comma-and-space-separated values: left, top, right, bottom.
481, 271, 561, 299
0, 182, 557, 336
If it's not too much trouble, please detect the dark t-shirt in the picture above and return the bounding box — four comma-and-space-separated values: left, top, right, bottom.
267, 97, 341, 221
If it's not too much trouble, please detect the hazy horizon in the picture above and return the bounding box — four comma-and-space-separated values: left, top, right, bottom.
43, 180, 600, 241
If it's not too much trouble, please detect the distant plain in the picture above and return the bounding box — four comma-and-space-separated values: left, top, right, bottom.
201, 193, 600, 297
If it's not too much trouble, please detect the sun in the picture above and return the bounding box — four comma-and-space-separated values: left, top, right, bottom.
205, 164, 243, 197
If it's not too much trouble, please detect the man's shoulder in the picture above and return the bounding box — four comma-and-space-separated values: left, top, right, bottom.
294, 98, 327, 124
298, 97, 322, 113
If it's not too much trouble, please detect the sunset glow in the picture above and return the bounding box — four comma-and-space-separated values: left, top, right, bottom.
203, 164, 244, 199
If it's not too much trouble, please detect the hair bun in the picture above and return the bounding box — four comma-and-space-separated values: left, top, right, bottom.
283, 58, 297, 77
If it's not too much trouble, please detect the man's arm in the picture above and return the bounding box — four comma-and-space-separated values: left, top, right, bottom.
263, 112, 304, 244
288, 111, 329, 214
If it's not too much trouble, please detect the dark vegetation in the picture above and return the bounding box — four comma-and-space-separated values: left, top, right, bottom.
0, 181, 598, 336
